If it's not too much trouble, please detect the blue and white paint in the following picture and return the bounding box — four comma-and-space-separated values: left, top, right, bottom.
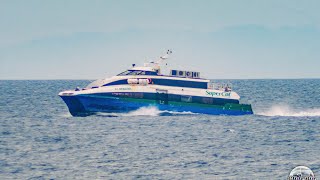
59, 51, 253, 116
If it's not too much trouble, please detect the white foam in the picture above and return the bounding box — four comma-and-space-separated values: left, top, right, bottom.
257, 105, 320, 117
94, 106, 198, 117
226, 129, 235, 133
125, 106, 161, 116
60, 112, 73, 118
92, 107, 160, 117
161, 110, 198, 115
125, 106, 198, 116
95, 112, 119, 117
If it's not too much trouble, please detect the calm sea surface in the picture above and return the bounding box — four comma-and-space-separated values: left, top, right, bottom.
0, 80, 319, 179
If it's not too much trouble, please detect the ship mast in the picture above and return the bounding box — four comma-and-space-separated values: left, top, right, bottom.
144, 50, 172, 74
155, 49, 172, 64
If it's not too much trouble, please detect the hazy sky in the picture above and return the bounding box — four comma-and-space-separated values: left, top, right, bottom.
0, 0, 319, 79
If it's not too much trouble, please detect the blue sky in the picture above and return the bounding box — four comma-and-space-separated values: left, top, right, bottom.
0, 0, 319, 79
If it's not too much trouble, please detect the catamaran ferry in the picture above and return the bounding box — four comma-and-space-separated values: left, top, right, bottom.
59, 50, 253, 116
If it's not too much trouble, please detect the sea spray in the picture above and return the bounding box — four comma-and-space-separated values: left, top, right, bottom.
126, 106, 161, 116
93, 106, 197, 117
257, 105, 320, 117
126, 106, 198, 116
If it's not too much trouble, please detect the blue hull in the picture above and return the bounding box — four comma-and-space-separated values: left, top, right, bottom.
60, 95, 253, 116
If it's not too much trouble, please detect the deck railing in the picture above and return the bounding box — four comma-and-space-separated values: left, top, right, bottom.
208, 82, 232, 92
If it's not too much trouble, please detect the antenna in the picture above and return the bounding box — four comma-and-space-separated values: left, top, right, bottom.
156, 49, 172, 64
144, 49, 173, 70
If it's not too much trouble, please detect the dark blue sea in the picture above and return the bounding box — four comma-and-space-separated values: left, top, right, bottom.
1, 79, 319, 179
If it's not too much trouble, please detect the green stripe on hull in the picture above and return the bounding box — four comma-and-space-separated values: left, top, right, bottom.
168, 101, 252, 112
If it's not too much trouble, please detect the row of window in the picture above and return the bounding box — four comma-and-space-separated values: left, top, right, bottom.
103, 78, 208, 89
110, 92, 238, 105
173, 95, 214, 104
112, 92, 143, 98
117, 70, 158, 76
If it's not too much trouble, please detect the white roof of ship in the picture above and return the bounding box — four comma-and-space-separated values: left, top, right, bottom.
130, 66, 156, 71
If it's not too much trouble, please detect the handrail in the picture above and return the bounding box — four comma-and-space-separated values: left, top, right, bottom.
208, 82, 232, 92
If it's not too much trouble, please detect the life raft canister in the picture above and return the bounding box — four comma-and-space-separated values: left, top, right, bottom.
128, 78, 152, 85
127, 79, 139, 84
138, 79, 149, 85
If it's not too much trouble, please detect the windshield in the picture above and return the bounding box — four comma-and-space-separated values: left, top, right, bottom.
117, 70, 155, 76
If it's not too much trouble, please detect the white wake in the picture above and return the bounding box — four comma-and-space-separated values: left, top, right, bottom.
125, 106, 161, 116
126, 106, 197, 116
257, 105, 320, 117
95, 106, 197, 117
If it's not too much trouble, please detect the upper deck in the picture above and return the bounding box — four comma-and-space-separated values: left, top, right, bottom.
87, 50, 211, 89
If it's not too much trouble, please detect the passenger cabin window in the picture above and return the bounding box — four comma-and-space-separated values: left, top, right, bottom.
130, 71, 142, 75
171, 70, 177, 76
170, 70, 200, 78
117, 70, 131, 76
181, 95, 192, 103
202, 97, 213, 104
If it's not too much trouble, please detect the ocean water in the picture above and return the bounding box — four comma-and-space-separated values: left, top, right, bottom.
0, 79, 319, 179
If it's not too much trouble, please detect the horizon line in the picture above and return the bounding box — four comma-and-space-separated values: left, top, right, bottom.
1, 78, 319, 81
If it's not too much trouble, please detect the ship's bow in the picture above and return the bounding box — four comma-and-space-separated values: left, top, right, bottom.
59, 91, 87, 116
